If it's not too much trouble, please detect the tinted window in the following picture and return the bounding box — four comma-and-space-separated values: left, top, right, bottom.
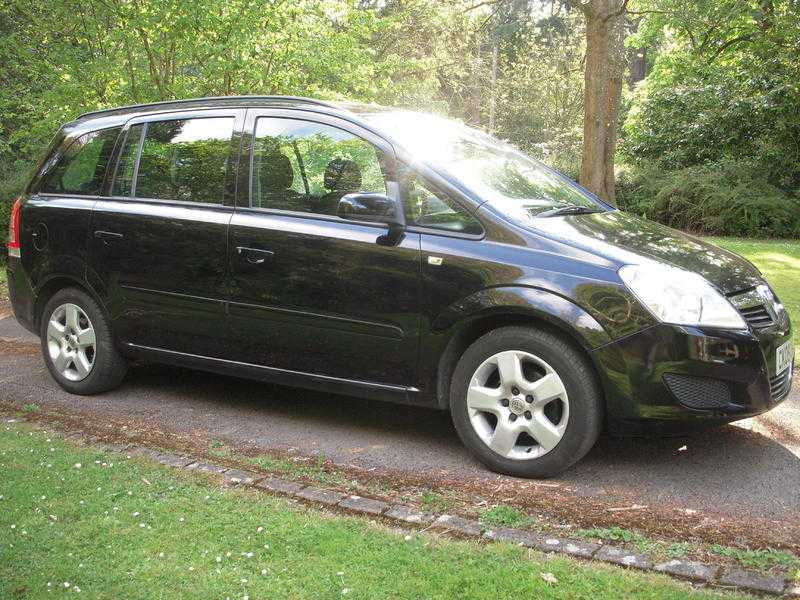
132, 117, 234, 203
404, 175, 483, 235
252, 117, 387, 214
41, 127, 120, 195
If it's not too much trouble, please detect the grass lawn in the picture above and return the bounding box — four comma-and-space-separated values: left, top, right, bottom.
707, 237, 799, 360
0, 422, 749, 600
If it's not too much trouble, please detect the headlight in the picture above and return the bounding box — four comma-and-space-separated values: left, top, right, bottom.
619, 264, 746, 329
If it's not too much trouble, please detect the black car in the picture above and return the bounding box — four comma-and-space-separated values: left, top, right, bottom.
5, 96, 794, 477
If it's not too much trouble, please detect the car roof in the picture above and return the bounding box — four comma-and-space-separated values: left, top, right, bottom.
70, 96, 355, 126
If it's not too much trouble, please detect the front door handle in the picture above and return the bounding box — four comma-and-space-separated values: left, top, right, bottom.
236, 246, 274, 265
94, 230, 124, 244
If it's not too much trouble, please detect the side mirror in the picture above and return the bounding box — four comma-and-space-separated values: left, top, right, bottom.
337, 190, 406, 246
337, 193, 395, 221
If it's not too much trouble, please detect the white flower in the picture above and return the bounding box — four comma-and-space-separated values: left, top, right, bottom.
73, 463, 81, 469
261, 569, 267, 576
139, 523, 146, 528
158, 552, 164, 558
256, 527, 263, 533
342, 589, 351, 595
132, 512, 140, 517
64, 582, 71, 588
216, 556, 222, 563
74, 586, 81, 593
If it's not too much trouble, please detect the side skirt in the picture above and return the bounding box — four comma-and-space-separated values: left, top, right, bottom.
124, 343, 432, 407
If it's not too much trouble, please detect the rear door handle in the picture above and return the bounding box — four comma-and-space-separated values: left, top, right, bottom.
236, 246, 274, 265
94, 230, 124, 242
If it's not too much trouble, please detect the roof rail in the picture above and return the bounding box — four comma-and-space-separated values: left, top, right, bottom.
76, 95, 341, 120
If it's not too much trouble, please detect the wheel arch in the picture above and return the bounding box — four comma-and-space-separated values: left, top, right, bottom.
430, 286, 610, 410
33, 274, 105, 331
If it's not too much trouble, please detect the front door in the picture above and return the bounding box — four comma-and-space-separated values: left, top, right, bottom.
227, 110, 421, 392
88, 109, 244, 357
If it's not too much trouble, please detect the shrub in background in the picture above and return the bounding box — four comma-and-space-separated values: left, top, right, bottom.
617, 159, 800, 238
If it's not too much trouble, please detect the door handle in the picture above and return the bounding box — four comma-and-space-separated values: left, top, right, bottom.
94, 230, 124, 243
236, 246, 274, 265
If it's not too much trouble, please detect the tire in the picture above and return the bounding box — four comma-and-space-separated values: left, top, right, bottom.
450, 325, 602, 478
39, 287, 127, 395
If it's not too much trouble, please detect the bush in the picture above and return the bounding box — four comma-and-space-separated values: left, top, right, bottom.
617, 160, 800, 238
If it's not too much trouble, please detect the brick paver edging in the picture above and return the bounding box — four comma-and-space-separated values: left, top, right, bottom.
120, 445, 797, 596
4, 418, 794, 598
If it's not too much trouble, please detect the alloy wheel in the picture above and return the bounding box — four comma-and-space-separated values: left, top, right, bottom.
466, 350, 569, 460
46, 303, 96, 382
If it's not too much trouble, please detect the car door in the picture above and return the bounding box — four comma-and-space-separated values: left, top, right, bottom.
88, 109, 244, 358
227, 109, 422, 395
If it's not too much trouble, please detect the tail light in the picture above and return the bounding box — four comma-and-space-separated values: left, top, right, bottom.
7, 196, 22, 258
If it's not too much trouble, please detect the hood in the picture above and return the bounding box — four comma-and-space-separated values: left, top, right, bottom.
528, 210, 762, 295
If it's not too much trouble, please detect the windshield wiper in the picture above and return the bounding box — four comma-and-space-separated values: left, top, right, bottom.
535, 205, 604, 218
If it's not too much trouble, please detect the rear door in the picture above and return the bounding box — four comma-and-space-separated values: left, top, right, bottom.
88, 109, 244, 358
226, 109, 422, 392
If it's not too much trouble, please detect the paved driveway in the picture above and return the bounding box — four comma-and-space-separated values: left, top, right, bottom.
1, 314, 798, 525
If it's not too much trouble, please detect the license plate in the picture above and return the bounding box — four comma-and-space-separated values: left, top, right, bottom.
776, 340, 794, 374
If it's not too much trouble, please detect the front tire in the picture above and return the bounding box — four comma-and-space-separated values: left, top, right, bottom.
40, 287, 127, 395
450, 325, 602, 478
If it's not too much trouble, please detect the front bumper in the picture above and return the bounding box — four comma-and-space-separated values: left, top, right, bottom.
593, 321, 793, 433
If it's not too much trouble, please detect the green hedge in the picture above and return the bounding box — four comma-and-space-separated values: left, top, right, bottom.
616, 160, 800, 239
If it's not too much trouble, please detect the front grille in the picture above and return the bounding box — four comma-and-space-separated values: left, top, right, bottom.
663, 373, 733, 410
739, 304, 774, 330
769, 369, 792, 402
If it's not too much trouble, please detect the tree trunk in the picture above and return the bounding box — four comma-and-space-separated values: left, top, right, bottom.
577, 1, 627, 206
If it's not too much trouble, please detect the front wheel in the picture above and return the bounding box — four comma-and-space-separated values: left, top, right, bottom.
40, 287, 128, 395
450, 325, 602, 478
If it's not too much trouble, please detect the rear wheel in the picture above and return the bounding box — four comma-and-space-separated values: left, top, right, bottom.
40, 287, 127, 395
450, 325, 602, 478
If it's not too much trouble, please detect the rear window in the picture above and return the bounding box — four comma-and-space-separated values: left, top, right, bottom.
40, 127, 121, 195
111, 117, 234, 203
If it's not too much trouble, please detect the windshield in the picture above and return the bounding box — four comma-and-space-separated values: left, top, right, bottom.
359, 110, 605, 221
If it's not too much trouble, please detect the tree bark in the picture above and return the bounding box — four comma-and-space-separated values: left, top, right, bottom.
576, 1, 627, 206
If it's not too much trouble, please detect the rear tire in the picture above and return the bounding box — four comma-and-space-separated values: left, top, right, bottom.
450, 325, 602, 478
40, 287, 127, 395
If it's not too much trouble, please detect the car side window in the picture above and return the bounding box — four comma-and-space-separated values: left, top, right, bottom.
41, 127, 121, 195
251, 117, 388, 215
403, 175, 483, 235
112, 117, 234, 203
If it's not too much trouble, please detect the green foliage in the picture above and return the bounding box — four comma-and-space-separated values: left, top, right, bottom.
480, 505, 537, 529
709, 544, 799, 572
419, 490, 457, 513
617, 160, 800, 238
246, 453, 344, 486
621, 0, 800, 238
